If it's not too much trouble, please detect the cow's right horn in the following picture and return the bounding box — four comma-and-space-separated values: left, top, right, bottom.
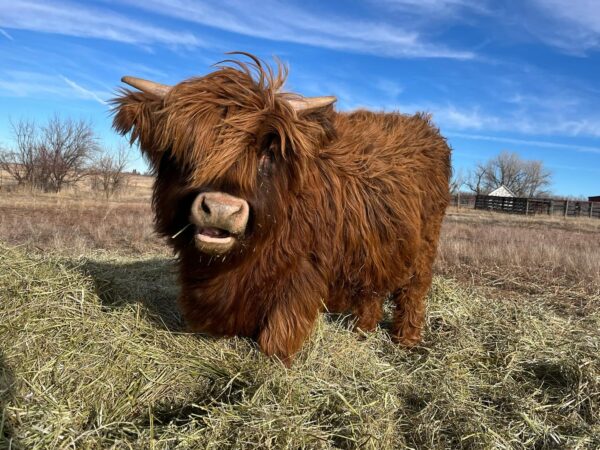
121, 76, 171, 97
278, 93, 337, 114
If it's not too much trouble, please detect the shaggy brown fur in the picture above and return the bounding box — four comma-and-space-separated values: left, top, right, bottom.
112, 55, 451, 365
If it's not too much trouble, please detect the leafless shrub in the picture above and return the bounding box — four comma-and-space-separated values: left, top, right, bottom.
0, 119, 39, 187
36, 115, 99, 192
0, 116, 99, 192
91, 145, 131, 198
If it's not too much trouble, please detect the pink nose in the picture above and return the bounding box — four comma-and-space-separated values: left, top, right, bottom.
191, 192, 249, 235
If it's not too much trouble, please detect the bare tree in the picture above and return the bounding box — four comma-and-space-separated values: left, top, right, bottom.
92, 145, 131, 198
520, 160, 552, 197
36, 116, 99, 192
449, 168, 465, 195
0, 119, 39, 187
465, 163, 487, 195
466, 151, 552, 197
482, 152, 522, 192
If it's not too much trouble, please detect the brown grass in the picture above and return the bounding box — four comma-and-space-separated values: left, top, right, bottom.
1, 183, 599, 448
0, 176, 164, 256
0, 169, 154, 197
437, 208, 600, 315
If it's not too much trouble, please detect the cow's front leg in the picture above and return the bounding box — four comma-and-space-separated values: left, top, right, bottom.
257, 264, 325, 366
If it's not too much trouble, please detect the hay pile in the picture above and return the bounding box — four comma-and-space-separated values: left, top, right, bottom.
1, 244, 598, 449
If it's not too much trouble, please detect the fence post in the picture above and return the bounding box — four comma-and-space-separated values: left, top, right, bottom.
564, 200, 569, 217
548, 200, 553, 215
525, 199, 529, 216
591, 202, 594, 218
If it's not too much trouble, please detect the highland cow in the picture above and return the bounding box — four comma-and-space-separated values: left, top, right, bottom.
112, 54, 451, 365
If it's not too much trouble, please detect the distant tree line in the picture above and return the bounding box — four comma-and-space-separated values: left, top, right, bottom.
451, 151, 552, 198
0, 116, 131, 198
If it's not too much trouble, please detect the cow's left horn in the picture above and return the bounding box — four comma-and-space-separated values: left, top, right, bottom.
279, 94, 337, 113
121, 76, 171, 97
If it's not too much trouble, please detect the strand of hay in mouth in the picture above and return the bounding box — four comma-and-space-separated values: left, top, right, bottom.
0, 244, 599, 449
171, 223, 192, 239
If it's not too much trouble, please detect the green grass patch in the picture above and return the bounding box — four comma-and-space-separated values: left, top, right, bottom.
1, 244, 598, 449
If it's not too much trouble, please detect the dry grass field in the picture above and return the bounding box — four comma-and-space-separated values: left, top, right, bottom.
438, 208, 600, 316
1, 177, 599, 448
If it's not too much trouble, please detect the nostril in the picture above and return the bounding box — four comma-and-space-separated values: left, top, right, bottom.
201, 197, 211, 215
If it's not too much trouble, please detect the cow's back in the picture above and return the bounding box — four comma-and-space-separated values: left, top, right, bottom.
319, 109, 450, 306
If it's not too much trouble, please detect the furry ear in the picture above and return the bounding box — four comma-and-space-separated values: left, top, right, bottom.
111, 90, 165, 166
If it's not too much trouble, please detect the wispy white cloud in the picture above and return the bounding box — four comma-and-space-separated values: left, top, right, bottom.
447, 132, 600, 155
431, 105, 497, 130
0, 0, 201, 48
430, 104, 600, 138
374, 79, 404, 99
384, 0, 600, 55
0, 71, 67, 97
520, 0, 600, 53
0, 70, 110, 105
546, 163, 600, 173
119, 0, 475, 59
379, 0, 491, 15
0, 28, 14, 41
60, 75, 106, 105
504, 92, 582, 110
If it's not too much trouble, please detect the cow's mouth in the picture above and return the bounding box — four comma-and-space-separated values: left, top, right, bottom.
196, 226, 232, 240
190, 191, 249, 256
194, 225, 236, 254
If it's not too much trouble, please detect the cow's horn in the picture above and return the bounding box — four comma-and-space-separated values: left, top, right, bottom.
279, 93, 337, 113
121, 76, 171, 97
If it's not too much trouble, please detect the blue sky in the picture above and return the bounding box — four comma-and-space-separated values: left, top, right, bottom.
1, 0, 599, 196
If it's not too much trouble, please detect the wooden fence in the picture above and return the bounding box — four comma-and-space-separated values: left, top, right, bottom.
470, 195, 600, 219
450, 193, 477, 209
